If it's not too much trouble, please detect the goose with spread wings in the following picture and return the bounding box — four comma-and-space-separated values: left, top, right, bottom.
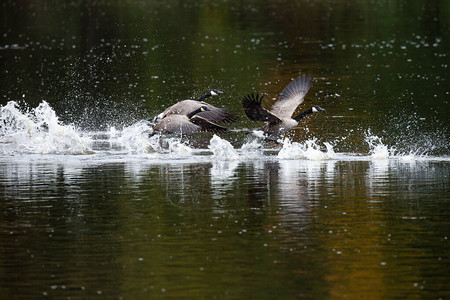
242, 74, 325, 139
152, 106, 228, 135
153, 89, 237, 124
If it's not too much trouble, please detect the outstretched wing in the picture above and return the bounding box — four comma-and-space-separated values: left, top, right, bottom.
190, 116, 229, 134
242, 93, 281, 124
158, 100, 201, 118
195, 107, 238, 124
270, 74, 314, 118
157, 101, 236, 124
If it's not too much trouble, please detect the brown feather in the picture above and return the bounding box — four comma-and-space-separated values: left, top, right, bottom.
190, 116, 229, 133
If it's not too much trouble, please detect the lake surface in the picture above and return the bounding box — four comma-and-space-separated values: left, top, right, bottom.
1, 0, 449, 298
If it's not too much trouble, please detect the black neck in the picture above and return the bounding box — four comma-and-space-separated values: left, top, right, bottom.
187, 107, 203, 118
196, 92, 211, 102
293, 107, 314, 122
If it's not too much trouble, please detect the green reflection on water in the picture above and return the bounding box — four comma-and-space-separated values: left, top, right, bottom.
0, 160, 449, 298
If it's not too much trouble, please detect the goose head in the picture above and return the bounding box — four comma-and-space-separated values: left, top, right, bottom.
196, 89, 223, 101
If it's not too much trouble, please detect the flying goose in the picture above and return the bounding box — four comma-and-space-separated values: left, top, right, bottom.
152, 106, 228, 135
153, 89, 237, 124
242, 74, 325, 140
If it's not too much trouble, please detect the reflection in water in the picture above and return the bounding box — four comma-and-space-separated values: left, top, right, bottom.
210, 160, 239, 202
0, 158, 449, 298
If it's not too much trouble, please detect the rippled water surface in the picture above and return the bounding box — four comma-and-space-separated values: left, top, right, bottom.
1, 155, 449, 298
1, 0, 449, 298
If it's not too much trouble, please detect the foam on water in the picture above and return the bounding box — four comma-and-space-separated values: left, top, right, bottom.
278, 138, 335, 161
0, 101, 90, 154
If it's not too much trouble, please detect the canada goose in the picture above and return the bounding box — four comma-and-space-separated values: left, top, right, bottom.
242, 74, 325, 140
153, 89, 237, 124
152, 106, 228, 135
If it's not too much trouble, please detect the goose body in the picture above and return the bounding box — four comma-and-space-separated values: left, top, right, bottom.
242, 74, 325, 139
152, 106, 228, 135
153, 90, 236, 124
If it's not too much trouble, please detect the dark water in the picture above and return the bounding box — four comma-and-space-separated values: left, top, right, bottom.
1, 0, 450, 298
1, 158, 449, 298
1, 0, 449, 154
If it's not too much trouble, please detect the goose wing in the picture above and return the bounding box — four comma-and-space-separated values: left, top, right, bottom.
195, 107, 237, 124
190, 116, 229, 133
242, 93, 282, 124
160, 100, 201, 117
270, 74, 314, 118
153, 115, 200, 134
159, 101, 236, 123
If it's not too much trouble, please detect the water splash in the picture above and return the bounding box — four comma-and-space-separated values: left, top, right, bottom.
168, 139, 193, 155
1, 101, 447, 162
364, 130, 394, 160
0, 101, 90, 154
109, 121, 194, 156
383, 111, 449, 156
209, 135, 239, 160
113, 120, 158, 154
278, 138, 335, 160
240, 138, 264, 158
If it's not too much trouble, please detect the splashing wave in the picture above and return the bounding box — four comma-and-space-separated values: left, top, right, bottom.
278, 138, 335, 160
1, 101, 448, 162
0, 101, 90, 154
